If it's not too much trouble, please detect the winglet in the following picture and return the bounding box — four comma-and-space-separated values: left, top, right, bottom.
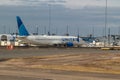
16, 16, 29, 36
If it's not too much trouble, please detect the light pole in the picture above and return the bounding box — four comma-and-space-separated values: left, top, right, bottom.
105, 0, 107, 37
48, 4, 51, 35
104, 0, 108, 47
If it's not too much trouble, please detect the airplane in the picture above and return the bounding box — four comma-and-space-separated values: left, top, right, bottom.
16, 16, 83, 47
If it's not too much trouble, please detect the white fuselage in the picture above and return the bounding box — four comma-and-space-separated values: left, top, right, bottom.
18, 35, 80, 46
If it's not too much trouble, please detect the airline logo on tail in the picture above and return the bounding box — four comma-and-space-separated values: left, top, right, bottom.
16, 16, 29, 36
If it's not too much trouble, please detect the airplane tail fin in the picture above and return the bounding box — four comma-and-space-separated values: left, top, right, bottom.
16, 16, 29, 36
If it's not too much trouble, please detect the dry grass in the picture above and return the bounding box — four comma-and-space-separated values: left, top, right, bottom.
1, 53, 120, 74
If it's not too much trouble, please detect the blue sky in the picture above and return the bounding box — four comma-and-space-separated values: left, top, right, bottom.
0, 0, 120, 36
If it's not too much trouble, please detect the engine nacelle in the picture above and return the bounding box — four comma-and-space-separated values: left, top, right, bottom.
66, 42, 74, 47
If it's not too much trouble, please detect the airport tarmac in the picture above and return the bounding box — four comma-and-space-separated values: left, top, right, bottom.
0, 47, 120, 80
0, 47, 120, 58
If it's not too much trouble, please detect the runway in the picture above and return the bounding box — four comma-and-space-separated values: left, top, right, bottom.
0, 47, 120, 59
